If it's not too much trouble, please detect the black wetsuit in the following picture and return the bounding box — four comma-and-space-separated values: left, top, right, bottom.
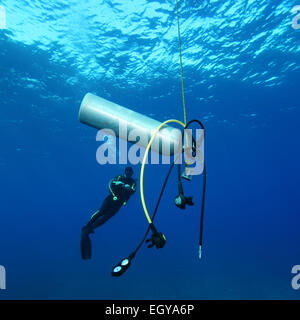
86, 174, 136, 231
81, 174, 136, 259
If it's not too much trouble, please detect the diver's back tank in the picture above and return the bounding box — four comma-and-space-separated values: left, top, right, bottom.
79, 93, 182, 155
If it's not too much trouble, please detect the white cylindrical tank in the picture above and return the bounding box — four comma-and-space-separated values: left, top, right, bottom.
79, 93, 182, 155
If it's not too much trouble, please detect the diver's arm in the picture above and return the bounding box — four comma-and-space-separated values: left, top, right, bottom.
110, 176, 124, 193
125, 180, 136, 195
110, 176, 136, 197
111, 176, 124, 185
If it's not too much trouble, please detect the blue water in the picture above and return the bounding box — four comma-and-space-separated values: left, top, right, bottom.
0, 0, 300, 300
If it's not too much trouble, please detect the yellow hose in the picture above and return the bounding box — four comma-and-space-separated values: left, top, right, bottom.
140, 119, 185, 224
140, 1, 190, 225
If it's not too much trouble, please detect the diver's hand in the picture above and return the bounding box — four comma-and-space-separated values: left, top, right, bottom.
113, 181, 124, 186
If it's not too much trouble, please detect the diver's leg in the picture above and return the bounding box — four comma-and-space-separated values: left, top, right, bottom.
86, 196, 122, 230
82, 195, 112, 234
80, 199, 109, 261
80, 196, 122, 260
87, 196, 123, 230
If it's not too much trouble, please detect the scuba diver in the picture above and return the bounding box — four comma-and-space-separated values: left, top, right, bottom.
81, 166, 136, 260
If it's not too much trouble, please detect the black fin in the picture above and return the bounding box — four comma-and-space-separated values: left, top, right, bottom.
81, 234, 92, 260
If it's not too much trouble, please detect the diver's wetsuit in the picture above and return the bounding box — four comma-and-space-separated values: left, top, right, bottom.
86, 175, 136, 231
80, 174, 136, 260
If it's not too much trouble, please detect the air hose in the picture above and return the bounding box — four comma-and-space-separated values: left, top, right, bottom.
140, 119, 186, 224
111, 119, 206, 276
140, 119, 206, 258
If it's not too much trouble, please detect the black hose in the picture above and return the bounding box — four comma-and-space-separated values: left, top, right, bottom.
184, 119, 206, 254
124, 119, 206, 261
130, 161, 176, 259
199, 164, 206, 250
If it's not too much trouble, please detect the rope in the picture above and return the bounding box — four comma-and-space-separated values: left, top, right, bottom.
176, 0, 187, 126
